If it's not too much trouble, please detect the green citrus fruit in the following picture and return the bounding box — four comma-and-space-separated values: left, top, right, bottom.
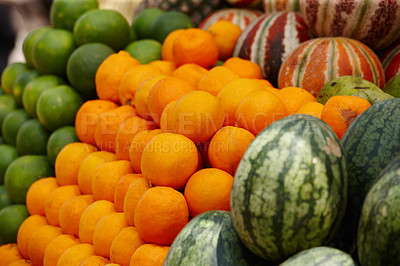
47, 126, 79, 166
0, 145, 18, 185
66, 43, 114, 98
50, 0, 98, 31
22, 26, 51, 68
0, 185, 11, 211
0, 95, 17, 129
4, 155, 54, 204
125, 39, 162, 64
22, 75, 65, 118
12, 69, 40, 107
0, 204, 29, 244
73, 9, 130, 51
132, 7, 165, 39
0, 87, 4, 95
2, 109, 30, 146
36, 85, 83, 132
1, 62, 29, 94
16, 119, 50, 156
150, 11, 194, 43
32, 29, 76, 76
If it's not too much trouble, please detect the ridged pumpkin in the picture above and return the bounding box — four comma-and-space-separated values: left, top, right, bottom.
381, 42, 400, 83
263, 0, 299, 12
199, 8, 262, 30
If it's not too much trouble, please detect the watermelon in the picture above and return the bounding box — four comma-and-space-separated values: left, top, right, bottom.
357, 154, 400, 266
231, 114, 348, 263
263, 0, 299, 12
339, 98, 400, 258
299, 0, 400, 51
163, 210, 267, 265
199, 8, 263, 30
280, 246, 356, 266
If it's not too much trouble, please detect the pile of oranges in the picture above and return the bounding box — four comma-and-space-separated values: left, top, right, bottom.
0, 23, 372, 266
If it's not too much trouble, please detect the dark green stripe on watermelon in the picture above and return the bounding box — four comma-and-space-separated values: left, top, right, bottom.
357, 154, 400, 266
231, 114, 348, 263
163, 210, 267, 266
280, 246, 356, 266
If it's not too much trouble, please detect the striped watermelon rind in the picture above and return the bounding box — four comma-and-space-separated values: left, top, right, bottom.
231, 114, 348, 262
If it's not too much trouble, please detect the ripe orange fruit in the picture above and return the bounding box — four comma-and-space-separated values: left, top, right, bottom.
172, 63, 208, 87
207, 20, 242, 60
17, 215, 48, 259
276, 86, 317, 115
141, 133, 198, 189
208, 126, 255, 175
0, 243, 24, 265
184, 168, 233, 217
197, 66, 239, 96
148, 60, 176, 75
80, 255, 110, 265
129, 244, 169, 266
8, 259, 31, 266
56, 243, 95, 265
161, 29, 185, 62
159, 100, 177, 133
172, 28, 218, 69
42, 234, 80, 266
95, 51, 140, 104
26, 177, 58, 216
110, 227, 147, 266
296, 102, 325, 118
134, 186, 189, 245
123, 177, 152, 226
55, 142, 98, 186
223, 57, 263, 79
28, 225, 63, 266
114, 174, 143, 212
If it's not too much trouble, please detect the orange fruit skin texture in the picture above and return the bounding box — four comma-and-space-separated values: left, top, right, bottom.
207, 21, 242, 61
129, 244, 170, 266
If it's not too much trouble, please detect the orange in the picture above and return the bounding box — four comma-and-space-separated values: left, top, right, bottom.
115, 116, 157, 161
296, 102, 325, 118
161, 29, 185, 62
147, 76, 195, 125
171, 90, 224, 143
8, 259, 31, 265
172, 63, 208, 87
184, 168, 233, 217
75, 100, 119, 145
43, 234, 80, 266
117, 64, 162, 106
26, 177, 58, 216
141, 133, 198, 189
95, 51, 140, 104
114, 174, 144, 212
148, 60, 176, 75
208, 126, 255, 175
56, 243, 95, 266
80, 255, 110, 266
264, 85, 280, 95
129, 244, 169, 266
159, 100, 177, 133
235, 90, 287, 135
134, 186, 189, 245
55, 142, 98, 186
276, 86, 317, 115
0, 243, 24, 265
79, 200, 116, 244
128, 129, 163, 173
217, 78, 265, 126
123, 177, 152, 226
223, 57, 263, 79
134, 75, 167, 121
197, 66, 239, 96
58, 195, 95, 237
28, 225, 63, 266
172, 28, 218, 69
93, 212, 127, 259
77, 151, 117, 195
206, 20, 242, 60
110, 227, 146, 266
94, 105, 137, 153
92, 160, 134, 202
17, 215, 48, 259
44, 185, 81, 226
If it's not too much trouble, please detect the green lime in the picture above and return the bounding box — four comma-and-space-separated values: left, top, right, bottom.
129, 27, 137, 43
22, 75, 65, 118
0, 87, 4, 95
0, 137, 4, 144
50, 0, 98, 31
4, 155, 54, 204
1, 62, 29, 94
22, 26, 52, 68
12, 70, 40, 107
0, 145, 18, 185
0, 204, 29, 244
125, 39, 162, 64
2, 109, 30, 146
0, 186, 11, 211
0, 95, 17, 129
132, 7, 165, 39
150, 11, 194, 43
73, 9, 130, 51
383, 75, 400, 98
32, 29, 76, 76
66, 43, 114, 98
47, 126, 79, 166
16, 119, 50, 156
36, 85, 83, 132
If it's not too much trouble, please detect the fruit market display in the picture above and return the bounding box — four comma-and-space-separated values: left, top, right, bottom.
1, 0, 400, 265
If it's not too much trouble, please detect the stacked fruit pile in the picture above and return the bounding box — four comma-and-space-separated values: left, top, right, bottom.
1, 0, 400, 265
